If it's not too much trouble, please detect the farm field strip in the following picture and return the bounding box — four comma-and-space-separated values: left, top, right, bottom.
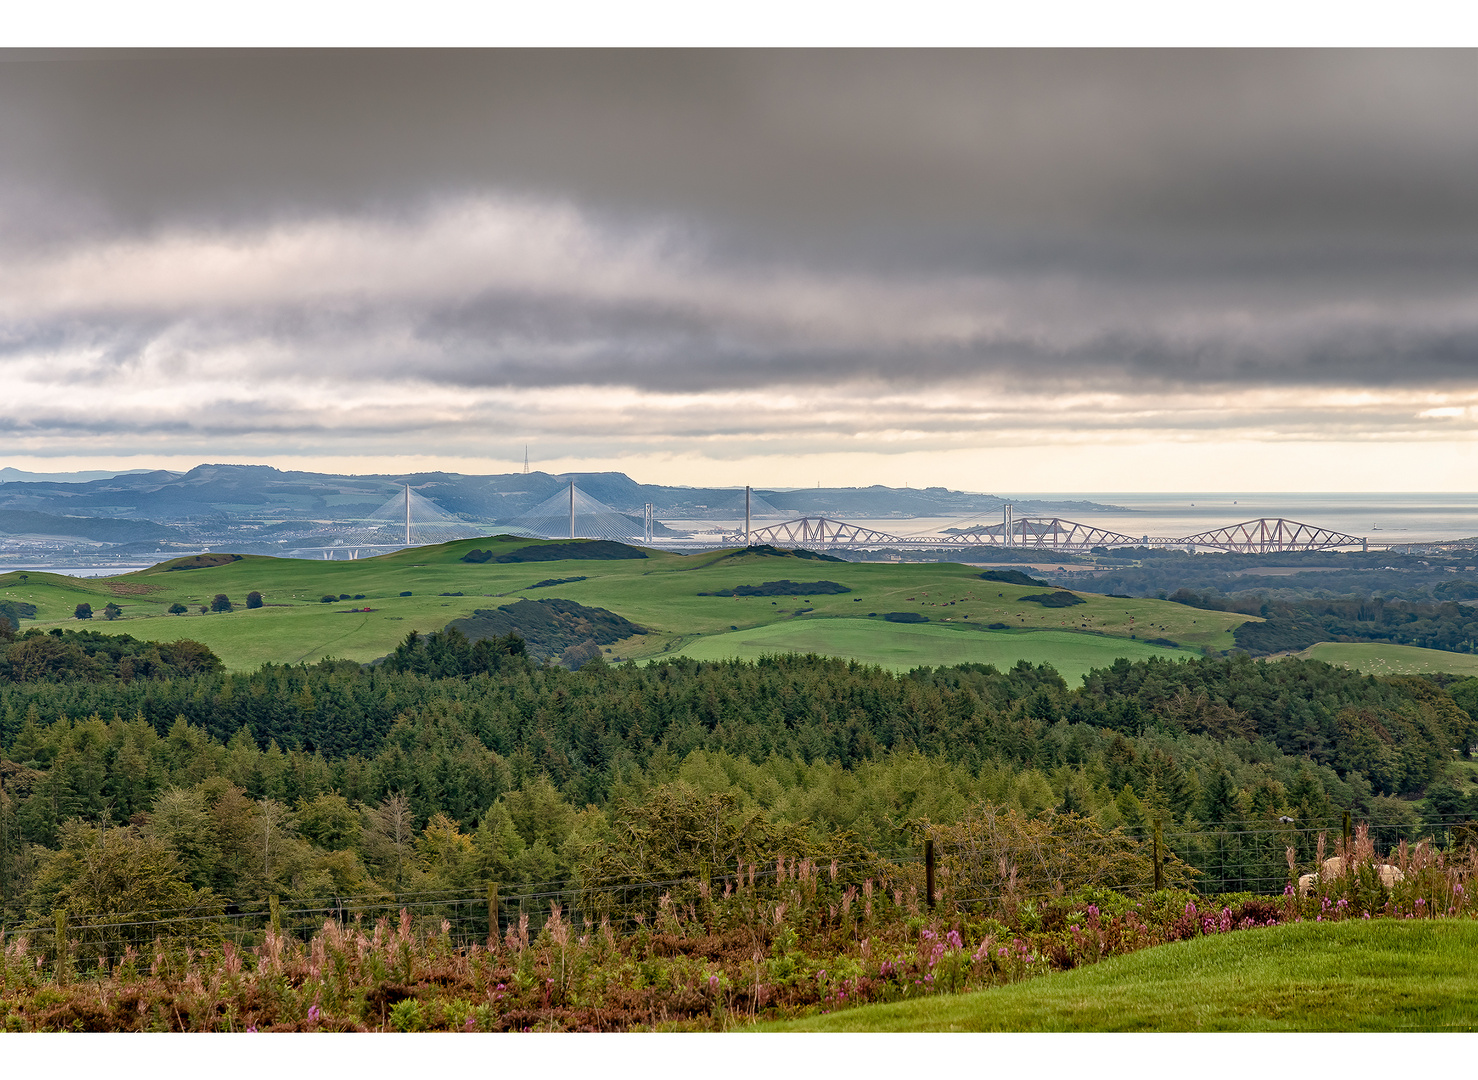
1294, 641, 1478, 677
668, 618, 1199, 682
0, 537, 1252, 670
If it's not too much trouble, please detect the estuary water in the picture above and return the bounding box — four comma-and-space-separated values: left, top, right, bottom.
1000, 493, 1478, 547
686, 493, 1478, 547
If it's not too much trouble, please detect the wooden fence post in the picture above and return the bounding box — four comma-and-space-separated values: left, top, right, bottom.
487, 882, 499, 947
924, 837, 936, 910
1153, 817, 1164, 892
55, 906, 68, 984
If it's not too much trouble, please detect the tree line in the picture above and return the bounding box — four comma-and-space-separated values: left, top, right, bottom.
3, 625, 1478, 929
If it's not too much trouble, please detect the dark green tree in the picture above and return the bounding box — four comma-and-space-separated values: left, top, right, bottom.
246, 591, 264, 609
210, 594, 233, 613
73, 603, 92, 620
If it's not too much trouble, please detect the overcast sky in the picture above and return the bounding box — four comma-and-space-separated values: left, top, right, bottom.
2, 49, 1476, 490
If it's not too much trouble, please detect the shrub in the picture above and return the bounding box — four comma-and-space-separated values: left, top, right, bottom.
980, 569, 1049, 587
0, 600, 35, 633
389, 998, 427, 1032
339, 593, 351, 600
73, 603, 92, 620
210, 594, 233, 613
529, 577, 587, 590
1018, 591, 1085, 608
400, 591, 412, 597
246, 591, 263, 609
699, 580, 851, 598
560, 640, 604, 670
321, 595, 336, 604
883, 611, 928, 623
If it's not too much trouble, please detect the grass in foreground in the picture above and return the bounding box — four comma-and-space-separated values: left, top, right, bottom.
671, 618, 1198, 682
760, 919, 1478, 1032
1296, 641, 1478, 677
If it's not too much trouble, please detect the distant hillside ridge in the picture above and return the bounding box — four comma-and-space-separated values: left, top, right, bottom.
0, 463, 1123, 528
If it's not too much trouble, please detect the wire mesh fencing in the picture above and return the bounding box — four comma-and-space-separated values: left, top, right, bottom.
4, 815, 1476, 978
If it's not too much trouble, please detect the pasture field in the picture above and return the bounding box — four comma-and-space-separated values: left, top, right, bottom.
762, 919, 1478, 1032
669, 618, 1199, 682
1296, 641, 1478, 678
0, 536, 1251, 670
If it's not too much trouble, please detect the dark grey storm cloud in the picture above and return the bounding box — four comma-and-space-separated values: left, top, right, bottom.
4, 50, 1475, 240
1, 49, 1476, 467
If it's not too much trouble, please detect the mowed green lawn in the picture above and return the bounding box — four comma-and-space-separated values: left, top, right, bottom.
671, 618, 1198, 682
760, 920, 1478, 1032
0, 537, 1252, 671
1295, 641, 1478, 678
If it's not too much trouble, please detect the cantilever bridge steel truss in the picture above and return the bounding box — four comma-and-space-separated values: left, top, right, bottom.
741, 516, 1368, 555
1174, 518, 1368, 554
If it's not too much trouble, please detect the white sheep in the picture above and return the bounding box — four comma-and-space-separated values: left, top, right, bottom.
1299, 856, 1404, 897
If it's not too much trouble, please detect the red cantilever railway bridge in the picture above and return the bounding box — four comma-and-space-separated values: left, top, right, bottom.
739, 516, 1369, 554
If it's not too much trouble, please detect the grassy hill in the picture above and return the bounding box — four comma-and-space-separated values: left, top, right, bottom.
761, 919, 1478, 1031
671, 618, 1199, 682
1294, 640, 1478, 677
0, 536, 1252, 672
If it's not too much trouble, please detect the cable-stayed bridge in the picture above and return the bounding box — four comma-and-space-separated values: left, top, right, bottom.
278, 481, 1369, 558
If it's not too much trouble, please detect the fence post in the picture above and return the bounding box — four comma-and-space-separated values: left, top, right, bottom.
924, 836, 936, 910
1152, 817, 1164, 892
55, 905, 68, 984
487, 882, 499, 947
269, 894, 281, 935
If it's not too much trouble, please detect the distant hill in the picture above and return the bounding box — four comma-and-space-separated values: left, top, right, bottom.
0, 467, 159, 484
0, 509, 186, 543
0, 464, 1125, 561
0, 463, 1121, 523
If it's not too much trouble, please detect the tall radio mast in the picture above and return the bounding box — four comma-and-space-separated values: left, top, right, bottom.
405, 485, 411, 547
523, 446, 529, 475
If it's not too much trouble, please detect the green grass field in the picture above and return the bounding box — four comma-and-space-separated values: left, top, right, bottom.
1296, 641, 1478, 678
0, 537, 1252, 671
670, 618, 1199, 681
760, 919, 1478, 1031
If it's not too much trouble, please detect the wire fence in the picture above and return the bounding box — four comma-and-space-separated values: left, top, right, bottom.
4, 817, 1475, 972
